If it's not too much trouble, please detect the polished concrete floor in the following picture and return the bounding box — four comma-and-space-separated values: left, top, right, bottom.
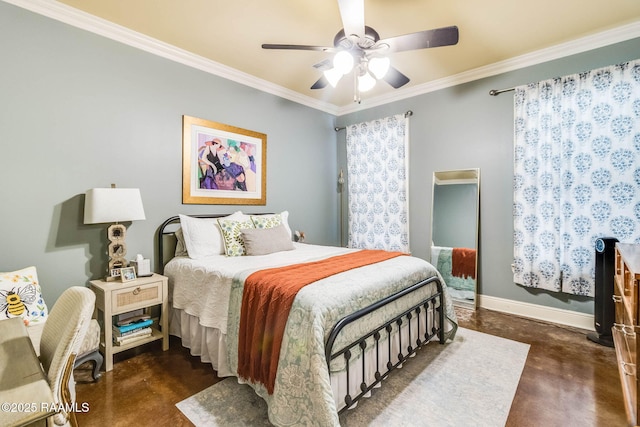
74, 308, 626, 426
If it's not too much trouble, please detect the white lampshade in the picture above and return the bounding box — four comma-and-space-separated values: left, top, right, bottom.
358, 72, 377, 92
333, 51, 354, 75
84, 188, 146, 224
369, 57, 390, 80
323, 67, 343, 88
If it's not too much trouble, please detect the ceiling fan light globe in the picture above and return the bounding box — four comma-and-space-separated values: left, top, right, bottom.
324, 68, 343, 88
369, 56, 390, 79
333, 51, 354, 75
358, 72, 376, 92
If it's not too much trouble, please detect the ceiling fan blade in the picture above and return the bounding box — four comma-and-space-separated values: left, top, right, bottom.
262, 43, 335, 52
379, 26, 459, 53
337, 0, 365, 40
311, 76, 329, 90
383, 66, 410, 89
312, 58, 333, 72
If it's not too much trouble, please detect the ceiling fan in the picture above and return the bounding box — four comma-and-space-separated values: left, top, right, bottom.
262, 0, 459, 103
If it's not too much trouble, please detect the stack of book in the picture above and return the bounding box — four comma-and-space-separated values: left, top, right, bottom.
113, 316, 153, 346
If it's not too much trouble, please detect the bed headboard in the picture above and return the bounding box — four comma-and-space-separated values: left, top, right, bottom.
156, 213, 273, 274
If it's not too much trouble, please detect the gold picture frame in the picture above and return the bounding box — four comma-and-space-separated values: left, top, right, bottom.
182, 115, 267, 205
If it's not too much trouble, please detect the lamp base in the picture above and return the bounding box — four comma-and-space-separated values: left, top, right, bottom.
107, 223, 128, 271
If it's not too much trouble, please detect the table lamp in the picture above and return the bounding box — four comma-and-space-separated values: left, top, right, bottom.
84, 185, 146, 272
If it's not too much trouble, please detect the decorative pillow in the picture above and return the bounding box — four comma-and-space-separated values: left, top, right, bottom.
174, 228, 188, 257
218, 218, 255, 256
242, 224, 295, 256
179, 211, 244, 259
251, 213, 282, 229
0, 266, 48, 326
251, 211, 292, 239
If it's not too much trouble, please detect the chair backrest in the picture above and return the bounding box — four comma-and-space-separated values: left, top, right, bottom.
39, 286, 95, 426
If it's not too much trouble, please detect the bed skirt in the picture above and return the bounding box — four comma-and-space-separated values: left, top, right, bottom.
170, 304, 436, 412
169, 308, 235, 377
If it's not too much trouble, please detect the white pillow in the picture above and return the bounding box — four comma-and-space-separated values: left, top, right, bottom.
178, 211, 245, 259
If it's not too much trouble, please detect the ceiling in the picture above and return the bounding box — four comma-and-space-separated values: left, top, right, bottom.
34, 1, 640, 111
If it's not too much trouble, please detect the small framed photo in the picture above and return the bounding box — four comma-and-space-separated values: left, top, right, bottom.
120, 267, 137, 283
105, 268, 122, 282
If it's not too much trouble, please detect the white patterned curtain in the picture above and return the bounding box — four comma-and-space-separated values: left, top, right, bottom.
346, 114, 410, 252
513, 59, 640, 296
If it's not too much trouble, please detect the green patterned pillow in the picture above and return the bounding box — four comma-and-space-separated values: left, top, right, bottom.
217, 218, 255, 256
251, 213, 282, 229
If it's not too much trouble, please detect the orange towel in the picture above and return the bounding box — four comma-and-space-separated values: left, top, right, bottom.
451, 247, 476, 279
237, 249, 406, 394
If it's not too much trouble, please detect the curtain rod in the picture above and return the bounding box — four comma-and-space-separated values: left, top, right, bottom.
334, 110, 413, 131
489, 87, 515, 96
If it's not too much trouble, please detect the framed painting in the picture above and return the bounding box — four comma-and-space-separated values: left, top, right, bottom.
182, 115, 267, 205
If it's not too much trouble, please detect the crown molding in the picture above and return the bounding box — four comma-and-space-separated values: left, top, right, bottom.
338, 20, 640, 115
4, 0, 639, 117
2, 0, 341, 115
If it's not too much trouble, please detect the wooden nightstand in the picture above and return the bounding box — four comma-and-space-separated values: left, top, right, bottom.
90, 273, 169, 371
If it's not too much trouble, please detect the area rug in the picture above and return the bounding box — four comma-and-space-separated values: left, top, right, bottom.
176, 328, 530, 426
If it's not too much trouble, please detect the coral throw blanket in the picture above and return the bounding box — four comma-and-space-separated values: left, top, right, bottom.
237, 249, 406, 394
451, 247, 476, 279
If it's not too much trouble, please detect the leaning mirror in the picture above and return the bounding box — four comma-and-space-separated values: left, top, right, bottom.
430, 169, 480, 310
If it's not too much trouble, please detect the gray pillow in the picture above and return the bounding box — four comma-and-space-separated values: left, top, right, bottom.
174, 228, 189, 257
241, 224, 294, 256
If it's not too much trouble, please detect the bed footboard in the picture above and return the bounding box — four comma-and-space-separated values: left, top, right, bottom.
325, 276, 445, 413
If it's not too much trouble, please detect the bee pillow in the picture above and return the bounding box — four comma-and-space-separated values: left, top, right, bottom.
0, 266, 48, 326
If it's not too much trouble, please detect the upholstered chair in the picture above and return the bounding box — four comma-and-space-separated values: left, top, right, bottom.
28, 318, 103, 381
72, 319, 103, 380
39, 286, 95, 427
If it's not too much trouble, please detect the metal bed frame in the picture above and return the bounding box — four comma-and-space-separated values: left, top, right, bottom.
157, 214, 445, 414
326, 276, 444, 413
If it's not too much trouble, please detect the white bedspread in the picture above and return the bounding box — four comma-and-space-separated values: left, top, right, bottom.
165, 243, 353, 332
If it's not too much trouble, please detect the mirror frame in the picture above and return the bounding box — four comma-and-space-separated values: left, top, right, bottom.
430, 168, 480, 310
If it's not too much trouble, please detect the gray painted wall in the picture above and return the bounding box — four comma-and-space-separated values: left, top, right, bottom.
337, 37, 640, 315
0, 3, 337, 304
2, 1, 639, 316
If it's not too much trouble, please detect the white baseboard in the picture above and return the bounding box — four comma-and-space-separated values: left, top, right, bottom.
478, 294, 595, 331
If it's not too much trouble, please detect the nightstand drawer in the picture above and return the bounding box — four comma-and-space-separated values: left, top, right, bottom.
112, 282, 162, 313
